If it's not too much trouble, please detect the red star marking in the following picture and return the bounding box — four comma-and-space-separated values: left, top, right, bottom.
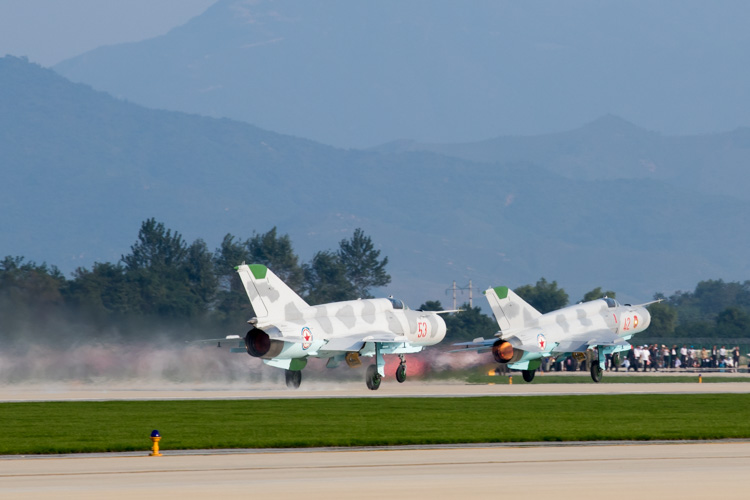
303, 330, 311, 342
538, 336, 546, 349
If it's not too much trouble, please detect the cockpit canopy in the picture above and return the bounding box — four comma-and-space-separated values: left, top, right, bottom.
603, 297, 621, 308
388, 296, 409, 310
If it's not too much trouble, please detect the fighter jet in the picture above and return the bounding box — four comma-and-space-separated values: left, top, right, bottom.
205, 264, 447, 390
454, 286, 653, 382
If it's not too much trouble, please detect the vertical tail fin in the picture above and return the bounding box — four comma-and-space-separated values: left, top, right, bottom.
236, 264, 309, 321
484, 286, 541, 332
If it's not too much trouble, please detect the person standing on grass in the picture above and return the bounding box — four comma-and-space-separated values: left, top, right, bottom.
650, 344, 660, 371
680, 345, 688, 368
711, 345, 718, 368
640, 346, 650, 372
671, 345, 678, 369
733, 347, 740, 372
628, 347, 638, 372
701, 347, 709, 368
720, 345, 727, 365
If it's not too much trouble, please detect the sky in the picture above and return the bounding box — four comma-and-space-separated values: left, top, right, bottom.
0, 0, 216, 67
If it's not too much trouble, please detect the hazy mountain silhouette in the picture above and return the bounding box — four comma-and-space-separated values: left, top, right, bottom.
54, 0, 750, 148
3, 55, 750, 306
374, 114, 750, 202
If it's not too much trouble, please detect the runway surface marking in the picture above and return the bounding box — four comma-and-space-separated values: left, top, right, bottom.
3, 442, 749, 499
4, 452, 749, 478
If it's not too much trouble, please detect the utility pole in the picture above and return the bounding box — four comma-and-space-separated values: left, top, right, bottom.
446, 280, 474, 310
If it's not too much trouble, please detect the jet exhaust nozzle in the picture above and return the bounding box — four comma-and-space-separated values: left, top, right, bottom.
492, 340, 523, 364
245, 328, 284, 359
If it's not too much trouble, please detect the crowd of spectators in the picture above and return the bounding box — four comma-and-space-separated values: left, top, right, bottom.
618, 344, 743, 371
537, 344, 748, 373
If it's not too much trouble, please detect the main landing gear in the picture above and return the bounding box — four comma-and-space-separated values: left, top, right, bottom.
285, 369, 302, 389
365, 364, 382, 390
365, 344, 406, 390
521, 369, 536, 382
366, 359, 407, 390
590, 361, 603, 383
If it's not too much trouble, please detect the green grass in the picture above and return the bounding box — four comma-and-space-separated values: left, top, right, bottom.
2, 394, 750, 455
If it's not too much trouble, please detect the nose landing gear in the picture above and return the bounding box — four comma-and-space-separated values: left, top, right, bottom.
396, 354, 407, 383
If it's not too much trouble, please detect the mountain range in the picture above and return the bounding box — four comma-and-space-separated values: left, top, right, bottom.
53, 0, 750, 148
375, 115, 750, 202
2, 55, 750, 308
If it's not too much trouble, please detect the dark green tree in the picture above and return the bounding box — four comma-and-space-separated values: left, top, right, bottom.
514, 278, 568, 313
303, 251, 356, 304
65, 262, 130, 318
247, 227, 304, 291
0, 256, 68, 345
337, 228, 390, 298
581, 287, 616, 303
0, 256, 66, 308
674, 320, 715, 338
715, 306, 750, 337
122, 218, 187, 271
668, 279, 750, 326
419, 300, 444, 311
442, 302, 497, 343
214, 234, 250, 278
120, 218, 215, 319
693, 280, 750, 314
213, 233, 253, 325
645, 301, 677, 337
184, 239, 218, 315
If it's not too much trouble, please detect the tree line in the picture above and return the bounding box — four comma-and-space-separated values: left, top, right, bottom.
0, 219, 389, 344
2, 219, 749, 346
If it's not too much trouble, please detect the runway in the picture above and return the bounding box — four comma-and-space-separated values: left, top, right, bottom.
2, 379, 749, 402
2, 441, 749, 499
3, 381, 748, 498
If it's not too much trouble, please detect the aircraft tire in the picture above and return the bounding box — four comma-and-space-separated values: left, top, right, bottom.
285, 369, 302, 389
590, 361, 603, 383
365, 364, 381, 390
521, 369, 535, 382
396, 364, 406, 383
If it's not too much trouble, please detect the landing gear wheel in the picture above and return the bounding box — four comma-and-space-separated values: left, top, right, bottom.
365, 364, 382, 390
590, 361, 603, 383
396, 364, 406, 383
521, 369, 536, 383
285, 369, 302, 389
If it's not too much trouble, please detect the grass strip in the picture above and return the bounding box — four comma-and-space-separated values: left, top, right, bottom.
1, 394, 749, 455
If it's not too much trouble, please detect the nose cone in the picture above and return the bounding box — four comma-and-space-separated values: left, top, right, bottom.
434, 314, 447, 344
636, 306, 651, 331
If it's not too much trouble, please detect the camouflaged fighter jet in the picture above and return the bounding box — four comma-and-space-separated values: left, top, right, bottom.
454, 286, 653, 382
208, 264, 447, 390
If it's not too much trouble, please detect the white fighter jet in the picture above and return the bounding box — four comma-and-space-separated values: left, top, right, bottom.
454, 286, 653, 382
206, 264, 447, 390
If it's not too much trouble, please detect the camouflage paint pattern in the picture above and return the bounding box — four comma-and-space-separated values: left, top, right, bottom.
235, 264, 446, 374
459, 287, 652, 372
